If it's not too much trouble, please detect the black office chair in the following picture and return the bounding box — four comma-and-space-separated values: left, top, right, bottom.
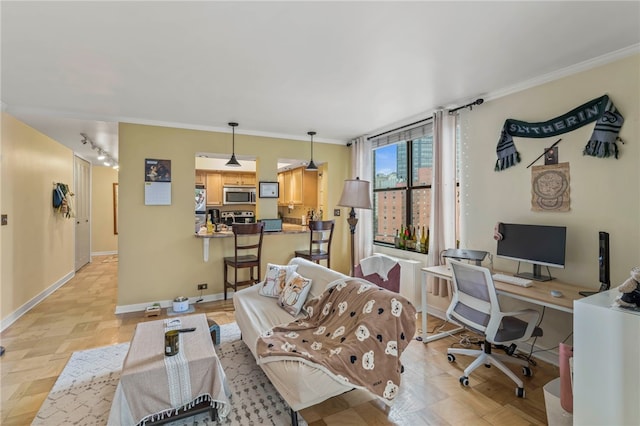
223, 222, 264, 300
446, 260, 543, 398
294, 220, 334, 268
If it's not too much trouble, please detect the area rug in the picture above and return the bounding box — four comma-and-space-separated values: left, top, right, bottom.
33, 322, 307, 425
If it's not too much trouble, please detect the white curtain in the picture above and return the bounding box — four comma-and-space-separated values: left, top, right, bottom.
350, 136, 373, 265
427, 110, 458, 297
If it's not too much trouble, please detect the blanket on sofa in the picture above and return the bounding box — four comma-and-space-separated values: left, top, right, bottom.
256, 277, 416, 404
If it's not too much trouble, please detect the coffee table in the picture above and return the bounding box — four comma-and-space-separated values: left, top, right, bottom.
108, 314, 230, 425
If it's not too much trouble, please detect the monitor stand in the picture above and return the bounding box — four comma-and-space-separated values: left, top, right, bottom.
516, 263, 553, 282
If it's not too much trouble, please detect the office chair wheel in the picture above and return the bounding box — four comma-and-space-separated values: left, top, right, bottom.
522, 366, 532, 377
516, 387, 525, 398
447, 354, 456, 362
459, 376, 469, 387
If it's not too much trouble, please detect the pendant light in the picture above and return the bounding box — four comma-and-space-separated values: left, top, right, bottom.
225, 122, 241, 167
306, 131, 318, 171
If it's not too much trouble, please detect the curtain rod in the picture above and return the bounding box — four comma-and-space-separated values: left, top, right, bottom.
366, 116, 433, 140
448, 98, 484, 115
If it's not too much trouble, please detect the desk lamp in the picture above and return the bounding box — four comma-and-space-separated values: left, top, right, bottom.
337, 177, 372, 276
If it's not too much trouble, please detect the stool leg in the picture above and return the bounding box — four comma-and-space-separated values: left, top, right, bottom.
223, 263, 228, 300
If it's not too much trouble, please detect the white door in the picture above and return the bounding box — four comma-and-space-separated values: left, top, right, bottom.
74, 156, 91, 270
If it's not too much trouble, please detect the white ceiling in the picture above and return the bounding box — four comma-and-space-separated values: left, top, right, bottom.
2, 1, 639, 166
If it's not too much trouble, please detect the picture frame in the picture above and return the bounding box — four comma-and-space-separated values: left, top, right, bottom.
259, 181, 279, 198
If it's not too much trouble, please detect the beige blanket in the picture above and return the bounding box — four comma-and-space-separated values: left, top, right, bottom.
109, 314, 230, 425
257, 278, 416, 404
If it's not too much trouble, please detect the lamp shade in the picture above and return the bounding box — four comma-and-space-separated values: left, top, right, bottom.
337, 178, 372, 209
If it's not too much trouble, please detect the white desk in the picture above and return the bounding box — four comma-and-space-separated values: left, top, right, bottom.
420, 265, 591, 343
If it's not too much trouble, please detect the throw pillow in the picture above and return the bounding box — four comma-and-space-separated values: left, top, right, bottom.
259, 263, 299, 298
278, 272, 313, 316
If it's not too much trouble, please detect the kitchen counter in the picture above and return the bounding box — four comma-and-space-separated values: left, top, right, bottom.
194, 223, 308, 238
194, 224, 309, 261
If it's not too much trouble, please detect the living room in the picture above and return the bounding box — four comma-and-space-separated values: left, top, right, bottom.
2, 2, 639, 425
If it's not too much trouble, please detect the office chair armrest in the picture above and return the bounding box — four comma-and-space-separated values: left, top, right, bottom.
489, 309, 541, 343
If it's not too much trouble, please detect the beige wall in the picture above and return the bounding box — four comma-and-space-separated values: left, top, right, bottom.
1, 113, 75, 328
91, 166, 119, 254
117, 123, 351, 308
459, 54, 640, 349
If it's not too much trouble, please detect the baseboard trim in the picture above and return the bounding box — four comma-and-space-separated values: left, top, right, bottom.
1, 270, 75, 332
115, 292, 232, 314
91, 250, 118, 256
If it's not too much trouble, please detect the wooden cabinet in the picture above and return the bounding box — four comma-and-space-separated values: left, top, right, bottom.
198, 171, 256, 205
277, 167, 317, 207
222, 172, 255, 186
195, 170, 206, 185
206, 173, 222, 205
277, 173, 286, 206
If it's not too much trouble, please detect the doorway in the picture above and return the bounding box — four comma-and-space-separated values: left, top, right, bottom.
74, 156, 91, 270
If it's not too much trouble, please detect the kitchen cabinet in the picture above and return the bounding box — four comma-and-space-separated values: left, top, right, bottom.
195, 170, 206, 185
222, 172, 255, 186
206, 173, 222, 205
277, 173, 286, 206
278, 167, 317, 206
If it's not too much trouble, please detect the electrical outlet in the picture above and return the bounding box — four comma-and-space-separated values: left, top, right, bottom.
197, 283, 208, 290
333, 209, 340, 217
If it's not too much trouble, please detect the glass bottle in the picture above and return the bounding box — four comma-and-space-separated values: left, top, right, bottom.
394, 229, 400, 249
416, 227, 422, 253
420, 226, 428, 253
399, 225, 405, 249
404, 225, 411, 250
425, 227, 430, 254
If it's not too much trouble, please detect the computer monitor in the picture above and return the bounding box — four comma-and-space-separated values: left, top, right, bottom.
496, 223, 567, 281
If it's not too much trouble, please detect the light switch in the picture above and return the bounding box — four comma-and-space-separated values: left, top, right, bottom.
1, 214, 7, 226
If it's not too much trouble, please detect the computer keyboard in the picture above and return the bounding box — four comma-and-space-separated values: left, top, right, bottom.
492, 273, 533, 287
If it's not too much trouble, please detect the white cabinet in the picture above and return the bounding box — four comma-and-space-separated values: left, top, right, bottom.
573, 289, 640, 425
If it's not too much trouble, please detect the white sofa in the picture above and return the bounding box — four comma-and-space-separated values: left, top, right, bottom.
233, 257, 356, 413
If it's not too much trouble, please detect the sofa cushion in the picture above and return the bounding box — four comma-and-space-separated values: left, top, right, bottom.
289, 257, 349, 297
278, 272, 313, 316
259, 263, 299, 298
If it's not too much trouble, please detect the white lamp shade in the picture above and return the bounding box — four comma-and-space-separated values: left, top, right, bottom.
337, 178, 372, 210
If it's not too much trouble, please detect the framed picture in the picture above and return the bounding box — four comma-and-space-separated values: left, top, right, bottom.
259, 181, 279, 198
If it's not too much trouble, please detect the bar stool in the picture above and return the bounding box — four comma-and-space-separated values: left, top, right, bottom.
223, 222, 264, 300
295, 220, 334, 268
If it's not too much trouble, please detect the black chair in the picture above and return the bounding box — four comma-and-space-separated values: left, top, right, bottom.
223, 222, 264, 300
445, 259, 543, 398
294, 220, 334, 268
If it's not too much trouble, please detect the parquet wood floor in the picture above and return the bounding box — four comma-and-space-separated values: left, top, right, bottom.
0, 255, 557, 425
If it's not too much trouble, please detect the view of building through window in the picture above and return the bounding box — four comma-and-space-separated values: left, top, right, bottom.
373, 129, 459, 247
373, 136, 433, 244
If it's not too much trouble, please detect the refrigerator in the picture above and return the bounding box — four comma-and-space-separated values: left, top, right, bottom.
195, 185, 206, 232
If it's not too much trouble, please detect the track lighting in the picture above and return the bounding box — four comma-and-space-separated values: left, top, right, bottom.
80, 133, 118, 169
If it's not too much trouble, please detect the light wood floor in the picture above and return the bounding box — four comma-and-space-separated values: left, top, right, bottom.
0, 255, 558, 425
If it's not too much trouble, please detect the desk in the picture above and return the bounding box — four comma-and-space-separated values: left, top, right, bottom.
108, 314, 230, 425
420, 265, 591, 343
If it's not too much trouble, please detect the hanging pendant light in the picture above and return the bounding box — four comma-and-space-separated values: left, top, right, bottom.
306, 131, 318, 171
225, 122, 241, 167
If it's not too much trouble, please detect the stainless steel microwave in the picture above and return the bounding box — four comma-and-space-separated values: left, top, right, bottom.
223, 186, 256, 205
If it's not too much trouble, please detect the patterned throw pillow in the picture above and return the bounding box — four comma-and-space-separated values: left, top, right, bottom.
278, 272, 313, 316
259, 263, 299, 298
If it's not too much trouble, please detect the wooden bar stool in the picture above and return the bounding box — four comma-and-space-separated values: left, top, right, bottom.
295, 220, 335, 268
223, 222, 264, 300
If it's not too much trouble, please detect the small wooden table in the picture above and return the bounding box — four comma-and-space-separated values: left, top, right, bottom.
108, 314, 230, 425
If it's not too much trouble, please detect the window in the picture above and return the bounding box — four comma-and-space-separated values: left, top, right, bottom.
372, 122, 459, 247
